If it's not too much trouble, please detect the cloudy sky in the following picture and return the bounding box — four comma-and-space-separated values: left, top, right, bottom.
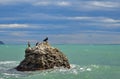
0, 0, 120, 44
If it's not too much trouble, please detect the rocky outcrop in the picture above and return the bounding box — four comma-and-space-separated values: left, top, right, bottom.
0, 41, 4, 45
16, 41, 70, 71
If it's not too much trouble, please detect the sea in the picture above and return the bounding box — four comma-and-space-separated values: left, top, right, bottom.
0, 44, 120, 79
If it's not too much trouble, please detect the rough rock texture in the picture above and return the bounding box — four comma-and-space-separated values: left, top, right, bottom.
16, 42, 70, 71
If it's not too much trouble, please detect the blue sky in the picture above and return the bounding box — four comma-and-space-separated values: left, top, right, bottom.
0, 0, 120, 44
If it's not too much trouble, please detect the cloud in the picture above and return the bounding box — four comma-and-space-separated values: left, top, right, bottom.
0, 0, 120, 44
1, 13, 120, 24
67, 16, 120, 23
56, 1, 71, 6
1, 16, 120, 31
32, 1, 120, 11
0, 0, 71, 7
24, 13, 120, 23
1, 0, 119, 9
33, 1, 71, 6
89, 1, 119, 8
33, 1, 50, 6
0, 24, 29, 28
1, 15, 120, 30
58, 16, 120, 28
69, 1, 120, 11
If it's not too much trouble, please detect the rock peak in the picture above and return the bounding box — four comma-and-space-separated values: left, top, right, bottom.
16, 41, 70, 71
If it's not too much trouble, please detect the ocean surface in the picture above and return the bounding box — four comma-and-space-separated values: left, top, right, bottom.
0, 44, 120, 79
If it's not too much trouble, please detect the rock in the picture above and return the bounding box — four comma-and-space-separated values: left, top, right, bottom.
0, 41, 4, 45
16, 41, 70, 71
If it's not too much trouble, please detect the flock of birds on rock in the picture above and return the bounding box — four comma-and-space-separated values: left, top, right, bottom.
28, 37, 48, 47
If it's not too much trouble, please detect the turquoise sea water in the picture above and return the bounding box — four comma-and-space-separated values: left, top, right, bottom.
0, 44, 120, 79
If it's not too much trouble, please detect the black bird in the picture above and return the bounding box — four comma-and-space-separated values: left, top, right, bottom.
36, 42, 39, 46
28, 41, 30, 47
43, 37, 48, 42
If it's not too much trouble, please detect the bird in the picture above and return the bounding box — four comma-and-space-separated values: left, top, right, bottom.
36, 42, 39, 46
28, 41, 30, 47
43, 37, 48, 42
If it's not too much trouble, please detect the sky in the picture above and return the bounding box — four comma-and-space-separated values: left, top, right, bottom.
0, 0, 120, 44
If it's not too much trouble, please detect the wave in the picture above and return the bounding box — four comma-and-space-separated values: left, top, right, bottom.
0, 61, 31, 79
0, 61, 17, 65
0, 61, 101, 79
49, 64, 100, 75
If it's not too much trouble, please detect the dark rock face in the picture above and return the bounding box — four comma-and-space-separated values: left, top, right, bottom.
0, 41, 4, 45
16, 42, 70, 71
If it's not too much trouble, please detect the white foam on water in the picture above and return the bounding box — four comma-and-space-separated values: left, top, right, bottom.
69, 64, 100, 73
0, 61, 101, 79
46, 64, 95, 75
3, 72, 21, 78
79, 67, 86, 72
3, 73, 19, 76
0, 61, 18, 71
0, 61, 17, 65
86, 68, 92, 71
0, 61, 25, 79
91, 65, 99, 68
72, 69, 78, 75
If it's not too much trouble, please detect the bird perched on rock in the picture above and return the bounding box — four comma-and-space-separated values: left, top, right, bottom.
43, 37, 48, 42
28, 41, 30, 47
36, 42, 39, 46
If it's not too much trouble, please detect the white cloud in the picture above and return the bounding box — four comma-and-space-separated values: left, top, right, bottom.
62, 16, 120, 29
67, 16, 120, 23
90, 1, 119, 8
0, 0, 119, 11
101, 18, 120, 23
27, 13, 120, 23
1, 15, 120, 29
56, 1, 71, 6
0, 0, 71, 6
32, 1, 120, 10
70, 1, 120, 11
33, 1, 71, 6
0, 24, 29, 28
33, 1, 50, 6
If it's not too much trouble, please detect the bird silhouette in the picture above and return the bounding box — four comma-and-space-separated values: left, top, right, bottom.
36, 42, 39, 46
43, 37, 48, 42
28, 41, 30, 47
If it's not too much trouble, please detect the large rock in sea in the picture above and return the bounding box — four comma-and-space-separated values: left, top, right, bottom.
16, 41, 70, 71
